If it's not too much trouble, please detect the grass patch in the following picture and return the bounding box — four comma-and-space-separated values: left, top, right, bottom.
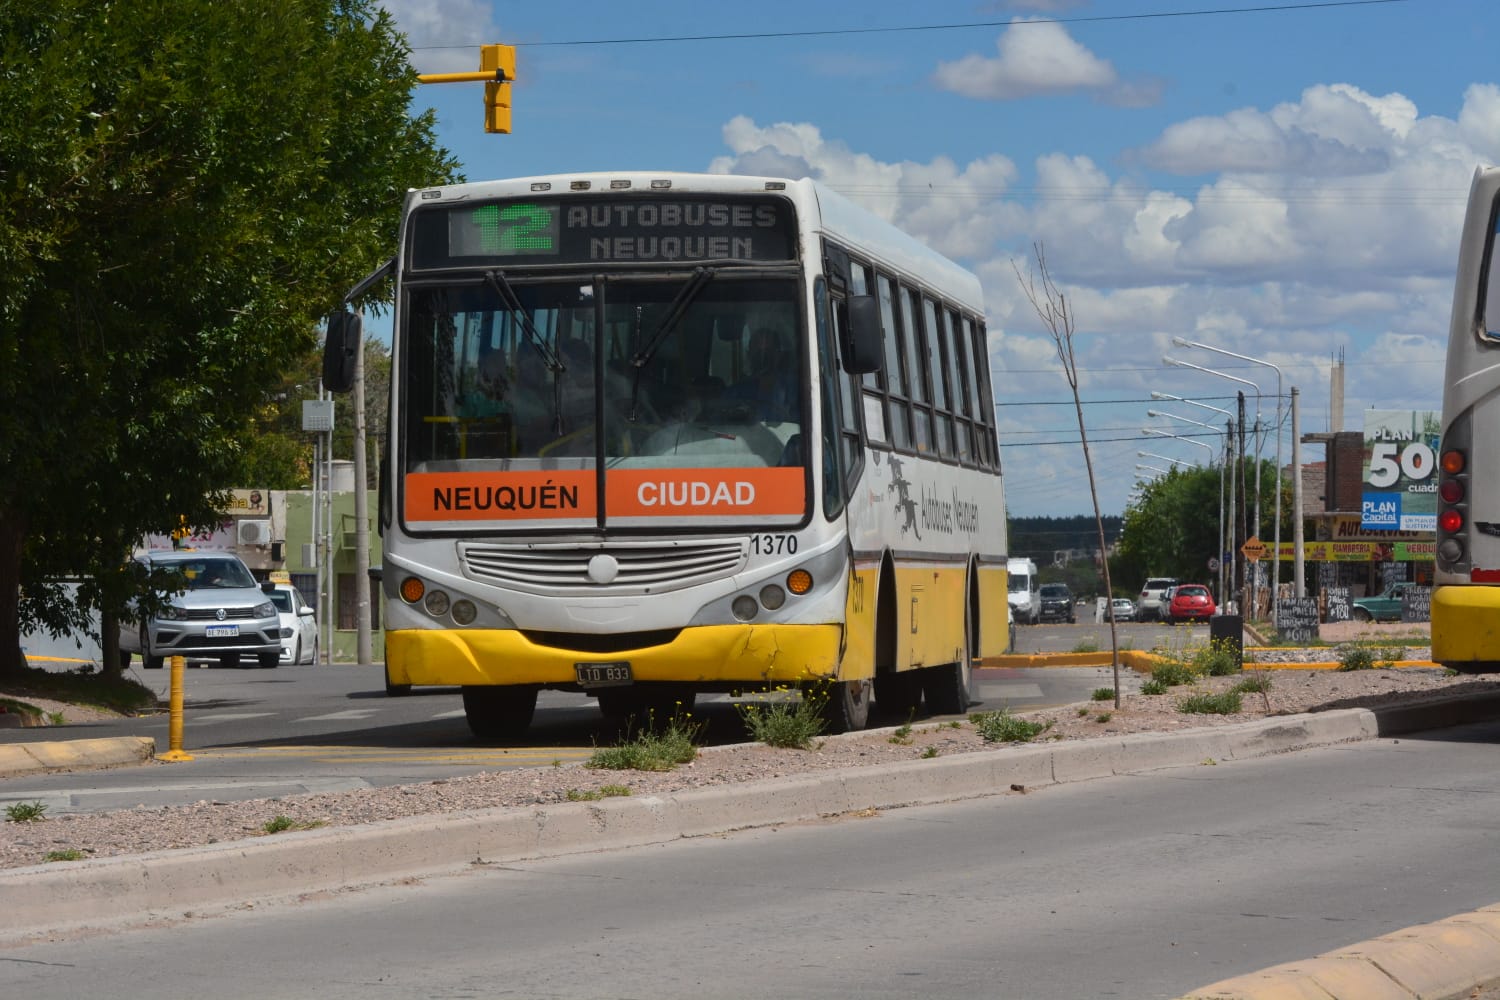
971, 708, 1052, 744
1070, 639, 1100, 653
1150, 660, 1198, 687
1336, 645, 1376, 671
0, 698, 43, 725
5, 801, 47, 823
589, 710, 704, 769
1093, 712, 1113, 723
1232, 674, 1273, 694
44, 849, 85, 863
1090, 687, 1114, 701
1177, 691, 1243, 715
567, 785, 632, 801
261, 815, 326, 834
1192, 638, 1242, 677
0, 665, 158, 716
888, 716, 915, 745
736, 688, 826, 750
921, 746, 940, 759
1139, 678, 1168, 696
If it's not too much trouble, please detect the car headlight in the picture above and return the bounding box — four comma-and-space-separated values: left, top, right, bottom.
157, 605, 188, 621
253, 601, 276, 618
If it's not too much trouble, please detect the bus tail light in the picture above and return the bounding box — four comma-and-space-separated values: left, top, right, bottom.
1440, 479, 1465, 503
1441, 449, 1466, 475
1440, 509, 1464, 534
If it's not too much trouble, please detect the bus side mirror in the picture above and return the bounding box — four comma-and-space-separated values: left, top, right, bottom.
843, 295, 882, 375
323, 311, 361, 393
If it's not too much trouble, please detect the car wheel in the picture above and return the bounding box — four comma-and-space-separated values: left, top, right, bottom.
140, 626, 163, 669
1352, 607, 1372, 622
291, 638, 302, 665
817, 676, 873, 734
221, 652, 241, 669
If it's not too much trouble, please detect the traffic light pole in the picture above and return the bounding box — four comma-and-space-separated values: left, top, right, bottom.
418, 44, 515, 134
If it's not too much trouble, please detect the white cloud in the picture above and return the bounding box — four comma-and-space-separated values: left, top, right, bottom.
378, 0, 502, 74
932, 21, 1119, 101
714, 77, 1491, 514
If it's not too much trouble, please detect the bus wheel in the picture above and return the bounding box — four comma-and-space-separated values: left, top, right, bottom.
817, 677, 871, 734
462, 685, 537, 740
874, 671, 923, 718
924, 643, 972, 716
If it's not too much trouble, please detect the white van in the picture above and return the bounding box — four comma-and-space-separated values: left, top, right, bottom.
1007, 557, 1040, 625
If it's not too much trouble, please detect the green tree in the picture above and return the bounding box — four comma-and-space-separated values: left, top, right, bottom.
0, 0, 459, 677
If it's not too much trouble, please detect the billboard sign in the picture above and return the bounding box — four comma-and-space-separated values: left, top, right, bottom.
1361, 409, 1439, 531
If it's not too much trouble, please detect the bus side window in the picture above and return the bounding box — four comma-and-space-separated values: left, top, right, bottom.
1486, 207, 1500, 338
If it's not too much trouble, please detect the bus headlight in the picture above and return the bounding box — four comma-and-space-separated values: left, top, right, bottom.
731, 595, 759, 621
424, 590, 451, 617
759, 584, 786, 610
451, 599, 478, 625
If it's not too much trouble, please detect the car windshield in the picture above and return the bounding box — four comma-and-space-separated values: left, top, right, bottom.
178, 558, 256, 590
1040, 586, 1068, 597
1008, 577, 1029, 593
1177, 586, 1208, 598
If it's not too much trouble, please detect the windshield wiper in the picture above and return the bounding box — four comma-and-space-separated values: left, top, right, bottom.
627, 267, 714, 421
484, 270, 568, 434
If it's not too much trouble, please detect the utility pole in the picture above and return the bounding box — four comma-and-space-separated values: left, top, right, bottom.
1291, 386, 1304, 598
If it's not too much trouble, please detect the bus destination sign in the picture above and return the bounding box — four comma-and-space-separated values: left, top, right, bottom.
411, 196, 798, 269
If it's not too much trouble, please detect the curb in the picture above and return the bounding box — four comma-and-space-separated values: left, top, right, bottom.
0, 736, 155, 778
4, 694, 1500, 975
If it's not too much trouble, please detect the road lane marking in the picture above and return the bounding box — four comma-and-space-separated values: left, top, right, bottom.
294, 710, 381, 722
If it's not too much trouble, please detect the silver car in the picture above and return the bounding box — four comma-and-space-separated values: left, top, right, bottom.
119, 551, 283, 669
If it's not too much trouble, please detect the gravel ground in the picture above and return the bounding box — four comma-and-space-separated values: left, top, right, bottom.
2, 630, 1494, 871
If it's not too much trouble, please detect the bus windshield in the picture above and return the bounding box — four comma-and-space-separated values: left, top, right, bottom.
401, 273, 809, 528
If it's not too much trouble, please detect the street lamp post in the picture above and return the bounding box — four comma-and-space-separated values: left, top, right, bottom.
1152, 391, 1238, 600
1163, 355, 1264, 617
1147, 410, 1229, 603
1173, 339, 1290, 619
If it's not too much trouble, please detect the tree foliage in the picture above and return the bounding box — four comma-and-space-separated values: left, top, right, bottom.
0, 0, 460, 675
1111, 458, 1290, 602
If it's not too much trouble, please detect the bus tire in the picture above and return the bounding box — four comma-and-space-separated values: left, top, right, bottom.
874, 671, 923, 718
817, 677, 871, 734
463, 685, 538, 739
924, 602, 973, 716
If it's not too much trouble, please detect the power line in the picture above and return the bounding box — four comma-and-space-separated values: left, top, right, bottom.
433, 1, 1408, 49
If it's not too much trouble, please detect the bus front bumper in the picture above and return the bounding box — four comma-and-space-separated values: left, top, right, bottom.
385, 623, 848, 688
1431, 585, 1500, 669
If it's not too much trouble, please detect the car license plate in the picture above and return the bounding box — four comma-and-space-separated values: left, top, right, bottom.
206, 624, 239, 638
574, 661, 632, 688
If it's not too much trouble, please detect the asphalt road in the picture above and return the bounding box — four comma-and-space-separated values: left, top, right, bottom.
5, 716, 1497, 999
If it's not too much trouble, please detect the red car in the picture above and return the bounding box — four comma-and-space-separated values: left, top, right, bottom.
1167, 584, 1216, 624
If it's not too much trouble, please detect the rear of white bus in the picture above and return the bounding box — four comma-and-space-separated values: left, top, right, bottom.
1433, 165, 1500, 671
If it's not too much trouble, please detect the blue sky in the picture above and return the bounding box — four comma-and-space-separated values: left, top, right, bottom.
378, 0, 1500, 519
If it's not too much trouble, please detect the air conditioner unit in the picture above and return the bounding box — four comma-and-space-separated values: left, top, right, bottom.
237, 519, 272, 546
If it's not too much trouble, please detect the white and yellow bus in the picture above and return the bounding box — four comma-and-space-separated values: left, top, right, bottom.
325, 172, 1010, 736
1433, 165, 1500, 671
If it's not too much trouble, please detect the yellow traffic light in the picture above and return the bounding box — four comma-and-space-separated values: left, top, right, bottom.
481, 43, 515, 134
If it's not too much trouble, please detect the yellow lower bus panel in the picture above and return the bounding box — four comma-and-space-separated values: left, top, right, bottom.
1431, 584, 1500, 669
387, 623, 847, 688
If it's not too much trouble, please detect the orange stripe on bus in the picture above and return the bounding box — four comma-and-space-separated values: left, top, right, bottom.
404, 467, 804, 521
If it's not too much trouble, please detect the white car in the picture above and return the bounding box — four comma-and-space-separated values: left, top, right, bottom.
268, 583, 318, 664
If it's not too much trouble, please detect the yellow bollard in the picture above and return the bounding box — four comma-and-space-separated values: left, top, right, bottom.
159, 654, 194, 762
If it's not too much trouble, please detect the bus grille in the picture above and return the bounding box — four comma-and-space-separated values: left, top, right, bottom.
459, 539, 747, 595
